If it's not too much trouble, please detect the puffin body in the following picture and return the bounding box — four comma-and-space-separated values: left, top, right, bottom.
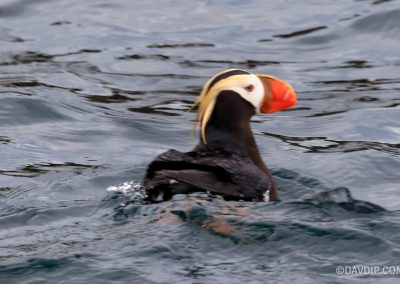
144, 69, 297, 202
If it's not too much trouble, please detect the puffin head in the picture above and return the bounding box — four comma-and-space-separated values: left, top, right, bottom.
193, 69, 297, 143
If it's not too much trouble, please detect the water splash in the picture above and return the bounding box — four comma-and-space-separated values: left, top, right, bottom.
106, 180, 145, 198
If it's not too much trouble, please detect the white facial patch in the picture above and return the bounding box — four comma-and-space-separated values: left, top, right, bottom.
225, 74, 265, 113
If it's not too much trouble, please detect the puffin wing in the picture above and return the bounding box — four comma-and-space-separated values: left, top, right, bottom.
144, 149, 267, 201
158, 169, 244, 196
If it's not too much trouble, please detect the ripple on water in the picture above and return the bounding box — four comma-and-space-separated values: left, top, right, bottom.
273, 26, 328, 39
351, 8, 400, 38
0, 97, 72, 126
0, 254, 97, 284
1, 0, 400, 283
100, 173, 396, 284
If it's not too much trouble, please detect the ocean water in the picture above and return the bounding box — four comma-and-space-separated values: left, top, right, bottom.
0, 0, 400, 283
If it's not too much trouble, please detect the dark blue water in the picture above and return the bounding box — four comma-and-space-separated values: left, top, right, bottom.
1, 0, 400, 283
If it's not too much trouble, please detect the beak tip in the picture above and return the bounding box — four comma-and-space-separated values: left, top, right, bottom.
288, 89, 297, 107
262, 80, 297, 113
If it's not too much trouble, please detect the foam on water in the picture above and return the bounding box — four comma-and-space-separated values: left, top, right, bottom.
106, 180, 146, 197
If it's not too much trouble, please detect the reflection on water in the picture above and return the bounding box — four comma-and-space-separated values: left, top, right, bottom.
273, 26, 328, 39
1, 0, 400, 283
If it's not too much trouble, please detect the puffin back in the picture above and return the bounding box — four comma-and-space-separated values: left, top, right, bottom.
144, 148, 270, 202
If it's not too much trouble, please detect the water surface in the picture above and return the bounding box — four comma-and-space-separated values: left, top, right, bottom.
1, 0, 400, 283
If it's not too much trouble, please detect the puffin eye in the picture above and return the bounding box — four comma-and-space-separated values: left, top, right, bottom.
245, 84, 254, 92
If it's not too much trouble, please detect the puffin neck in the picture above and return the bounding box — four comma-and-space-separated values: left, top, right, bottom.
201, 91, 258, 156
197, 90, 278, 201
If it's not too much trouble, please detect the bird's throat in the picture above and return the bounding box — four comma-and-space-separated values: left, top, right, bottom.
201, 91, 256, 153
198, 91, 278, 200
200, 92, 267, 174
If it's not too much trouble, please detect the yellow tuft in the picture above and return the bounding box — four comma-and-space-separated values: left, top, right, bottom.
190, 70, 250, 144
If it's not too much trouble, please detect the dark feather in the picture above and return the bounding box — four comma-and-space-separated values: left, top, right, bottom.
144, 91, 276, 202
144, 149, 270, 202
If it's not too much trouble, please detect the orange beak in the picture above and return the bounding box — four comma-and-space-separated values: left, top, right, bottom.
257, 74, 297, 113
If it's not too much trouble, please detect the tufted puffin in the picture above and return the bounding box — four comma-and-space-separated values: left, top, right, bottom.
144, 69, 297, 202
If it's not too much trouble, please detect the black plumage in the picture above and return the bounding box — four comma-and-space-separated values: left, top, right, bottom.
144, 91, 275, 202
